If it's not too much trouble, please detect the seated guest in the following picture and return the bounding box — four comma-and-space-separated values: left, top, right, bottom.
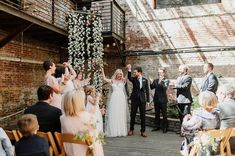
216, 84, 235, 153
0, 128, 14, 156
180, 91, 219, 155
182, 91, 219, 133
15, 114, 49, 156
216, 84, 235, 129
24, 85, 62, 133
60, 90, 104, 156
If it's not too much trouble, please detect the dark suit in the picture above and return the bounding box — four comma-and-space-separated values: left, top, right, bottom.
200, 72, 218, 94
175, 74, 193, 123
150, 79, 169, 129
24, 101, 62, 133
15, 134, 49, 156
128, 71, 150, 132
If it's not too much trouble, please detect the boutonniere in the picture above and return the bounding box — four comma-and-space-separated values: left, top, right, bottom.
142, 79, 146, 82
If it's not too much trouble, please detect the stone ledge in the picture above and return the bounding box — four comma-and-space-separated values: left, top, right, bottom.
135, 114, 181, 132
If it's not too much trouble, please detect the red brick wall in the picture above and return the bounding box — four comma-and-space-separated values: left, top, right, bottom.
0, 34, 66, 122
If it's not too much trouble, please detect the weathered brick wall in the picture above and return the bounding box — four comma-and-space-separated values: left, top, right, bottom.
114, 0, 235, 100
0, 34, 66, 127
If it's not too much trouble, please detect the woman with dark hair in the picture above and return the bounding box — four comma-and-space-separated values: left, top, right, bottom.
43, 60, 68, 109
73, 70, 90, 91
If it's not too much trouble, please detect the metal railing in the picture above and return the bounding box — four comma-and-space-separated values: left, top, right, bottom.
1, 0, 76, 30
2, 0, 125, 38
91, 0, 125, 40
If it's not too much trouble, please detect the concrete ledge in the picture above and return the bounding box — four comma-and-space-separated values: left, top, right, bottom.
135, 114, 181, 132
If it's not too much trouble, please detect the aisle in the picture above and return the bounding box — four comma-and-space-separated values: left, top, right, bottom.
103, 125, 182, 156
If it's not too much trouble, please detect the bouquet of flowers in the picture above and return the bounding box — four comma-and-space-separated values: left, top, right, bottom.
75, 130, 105, 156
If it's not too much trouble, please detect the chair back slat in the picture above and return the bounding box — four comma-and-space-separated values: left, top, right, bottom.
54, 132, 89, 156
5, 130, 20, 141
226, 128, 235, 156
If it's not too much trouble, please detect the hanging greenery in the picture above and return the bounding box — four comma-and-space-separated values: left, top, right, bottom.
68, 11, 104, 92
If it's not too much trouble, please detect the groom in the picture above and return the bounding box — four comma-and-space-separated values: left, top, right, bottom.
126, 64, 150, 137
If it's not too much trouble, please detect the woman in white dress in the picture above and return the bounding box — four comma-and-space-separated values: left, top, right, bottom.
102, 68, 128, 137
85, 85, 103, 133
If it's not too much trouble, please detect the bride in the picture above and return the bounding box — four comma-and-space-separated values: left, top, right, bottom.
102, 68, 129, 137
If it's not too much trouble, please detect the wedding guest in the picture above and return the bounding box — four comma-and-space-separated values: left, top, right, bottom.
60, 90, 104, 156
180, 91, 219, 155
102, 68, 128, 137
85, 85, 103, 133
150, 67, 169, 133
43, 60, 68, 109
200, 63, 218, 94
15, 114, 50, 156
216, 84, 235, 129
174, 65, 193, 128
216, 84, 235, 154
24, 85, 62, 133
0, 128, 14, 156
73, 70, 90, 91
55, 62, 76, 95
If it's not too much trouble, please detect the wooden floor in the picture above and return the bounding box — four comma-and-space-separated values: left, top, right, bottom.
104, 125, 182, 156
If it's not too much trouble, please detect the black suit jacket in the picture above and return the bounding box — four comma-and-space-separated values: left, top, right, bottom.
150, 79, 169, 104
15, 134, 49, 156
200, 72, 219, 94
24, 101, 62, 133
128, 71, 150, 104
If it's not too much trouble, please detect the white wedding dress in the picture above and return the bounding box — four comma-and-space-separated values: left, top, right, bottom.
105, 81, 129, 137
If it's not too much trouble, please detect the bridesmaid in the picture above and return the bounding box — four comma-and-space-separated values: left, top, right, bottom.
73, 70, 90, 91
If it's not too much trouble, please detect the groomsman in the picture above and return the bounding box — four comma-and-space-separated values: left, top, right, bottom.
150, 67, 169, 133
126, 64, 150, 137
200, 63, 218, 94
173, 65, 193, 127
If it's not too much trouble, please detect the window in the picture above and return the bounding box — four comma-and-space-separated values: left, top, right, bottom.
156, 0, 221, 9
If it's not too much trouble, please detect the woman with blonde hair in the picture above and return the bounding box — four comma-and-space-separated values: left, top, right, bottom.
182, 91, 219, 132
180, 91, 220, 155
60, 90, 104, 156
102, 68, 129, 137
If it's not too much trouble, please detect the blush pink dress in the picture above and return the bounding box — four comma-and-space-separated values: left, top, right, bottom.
44, 75, 62, 109
60, 111, 104, 156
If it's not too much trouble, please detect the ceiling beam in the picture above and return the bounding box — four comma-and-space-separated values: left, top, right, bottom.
0, 22, 33, 48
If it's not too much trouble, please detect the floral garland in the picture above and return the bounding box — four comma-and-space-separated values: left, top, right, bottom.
68, 11, 104, 92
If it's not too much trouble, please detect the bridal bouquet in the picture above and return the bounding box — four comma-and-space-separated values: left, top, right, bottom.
75, 130, 105, 156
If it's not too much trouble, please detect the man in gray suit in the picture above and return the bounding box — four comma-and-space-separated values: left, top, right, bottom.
216, 84, 235, 153
200, 63, 218, 94
174, 65, 193, 126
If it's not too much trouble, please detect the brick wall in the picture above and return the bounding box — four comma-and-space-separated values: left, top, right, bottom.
114, 0, 235, 100
0, 34, 66, 127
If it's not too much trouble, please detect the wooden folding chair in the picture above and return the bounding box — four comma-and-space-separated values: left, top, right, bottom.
54, 132, 89, 156
5, 130, 20, 142
189, 129, 231, 156
226, 128, 235, 156
17, 131, 59, 156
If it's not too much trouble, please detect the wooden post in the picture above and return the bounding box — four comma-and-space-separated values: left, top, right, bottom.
153, 0, 157, 9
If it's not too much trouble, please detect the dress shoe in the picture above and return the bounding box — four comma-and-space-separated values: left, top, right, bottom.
128, 130, 134, 136
162, 128, 168, 133
140, 132, 147, 137
151, 127, 160, 132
